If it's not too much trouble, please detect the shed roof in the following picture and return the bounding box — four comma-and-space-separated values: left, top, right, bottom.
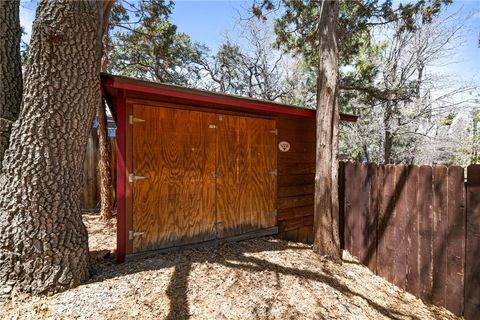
101, 73, 357, 122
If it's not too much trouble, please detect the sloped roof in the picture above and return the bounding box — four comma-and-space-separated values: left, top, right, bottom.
101, 73, 357, 122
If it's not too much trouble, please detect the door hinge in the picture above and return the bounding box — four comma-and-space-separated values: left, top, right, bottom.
129, 230, 145, 240
272, 209, 277, 217
129, 173, 146, 183
269, 128, 278, 135
129, 115, 146, 124
270, 169, 278, 176
208, 124, 217, 129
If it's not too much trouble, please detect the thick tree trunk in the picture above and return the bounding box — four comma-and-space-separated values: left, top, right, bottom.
313, 0, 341, 261
0, 0, 22, 170
0, 0, 104, 296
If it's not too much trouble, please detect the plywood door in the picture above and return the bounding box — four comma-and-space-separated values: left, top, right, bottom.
216, 114, 277, 238
131, 105, 217, 252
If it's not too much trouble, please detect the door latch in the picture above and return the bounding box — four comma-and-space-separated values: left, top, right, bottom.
211, 171, 221, 177
129, 230, 145, 240
129, 115, 146, 124
129, 173, 146, 182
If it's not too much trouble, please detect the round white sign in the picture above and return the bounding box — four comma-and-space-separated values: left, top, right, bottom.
278, 141, 290, 152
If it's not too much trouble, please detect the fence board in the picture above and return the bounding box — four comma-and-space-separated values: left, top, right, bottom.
418, 165, 433, 303
393, 165, 408, 290
445, 166, 465, 315
81, 128, 99, 210
341, 162, 476, 317
356, 163, 370, 264
345, 162, 360, 257
465, 165, 480, 319
81, 128, 116, 210
366, 163, 378, 272
377, 164, 396, 284
406, 165, 420, 297
339, 162, 346, 250
431, 165, 448, 307
344, 162, 353, 254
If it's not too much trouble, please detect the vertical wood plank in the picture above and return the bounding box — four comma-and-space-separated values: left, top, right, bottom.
431, 165, 448, 308
344, 162, 355, 255
406, 165, 420, 297
375, 164, 385, 277
81, 127, 99, 209
418, 165, 433, 303
393, 164, 408, 290
445, 166, 465, 315
377, 164, 396, 283
349, 162, 361, 258
366, 163, 378, 272
356, 163, 370, 263
466, 164, 480, 319
339, 161, 346, 250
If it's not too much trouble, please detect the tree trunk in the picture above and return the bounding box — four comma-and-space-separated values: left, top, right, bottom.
384, 130, 393, 164
313, 0, 341, 260
97, 99, 113, 220
98, 29, 114, 221
383, 104, 393, 163
0, 0, 22, 170
0, 0, 104, 296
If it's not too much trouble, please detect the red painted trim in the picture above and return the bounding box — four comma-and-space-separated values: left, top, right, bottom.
107, 80, 315, 118
115, 89, 126, 263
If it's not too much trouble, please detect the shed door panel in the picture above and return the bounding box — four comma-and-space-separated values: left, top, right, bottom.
132, 105, 217, 252
216, 115, 277, 238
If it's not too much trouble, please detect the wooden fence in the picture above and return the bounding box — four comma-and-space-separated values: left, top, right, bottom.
81, 128, 116, 210
341, 162, 480, 318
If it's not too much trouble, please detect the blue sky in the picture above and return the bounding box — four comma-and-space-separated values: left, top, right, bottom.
19, 0, 479, 78
19, 0, 253, 50
171, 1, 253, 50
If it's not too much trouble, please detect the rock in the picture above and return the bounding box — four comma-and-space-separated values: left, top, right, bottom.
2, 285, 12, 294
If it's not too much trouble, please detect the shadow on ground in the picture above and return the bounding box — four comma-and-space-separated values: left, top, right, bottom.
88, 238, 423, 320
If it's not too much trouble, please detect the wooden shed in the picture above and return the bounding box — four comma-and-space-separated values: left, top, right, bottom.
101, 74, 357, 262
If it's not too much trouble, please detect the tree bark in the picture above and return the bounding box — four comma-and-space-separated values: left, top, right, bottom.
98, 4, 115, 221
383, 104, 393, 163
384, 129, 393, 163
97, 97, 113, 221
313, 0, 341, 261
0, 0, 104, 296
0, 0, 22, 170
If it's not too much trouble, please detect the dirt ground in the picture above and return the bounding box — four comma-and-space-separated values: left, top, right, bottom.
0, 214, 460, 320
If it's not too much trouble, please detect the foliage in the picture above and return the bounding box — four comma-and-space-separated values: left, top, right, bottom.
252, 0, 472, 164
108, 0, 208, 86
203, 19, 299, 103
204, 41, 251, 96
254, 0, 451, 65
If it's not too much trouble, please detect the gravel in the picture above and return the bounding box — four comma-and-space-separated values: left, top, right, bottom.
0, 215, 460, 320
